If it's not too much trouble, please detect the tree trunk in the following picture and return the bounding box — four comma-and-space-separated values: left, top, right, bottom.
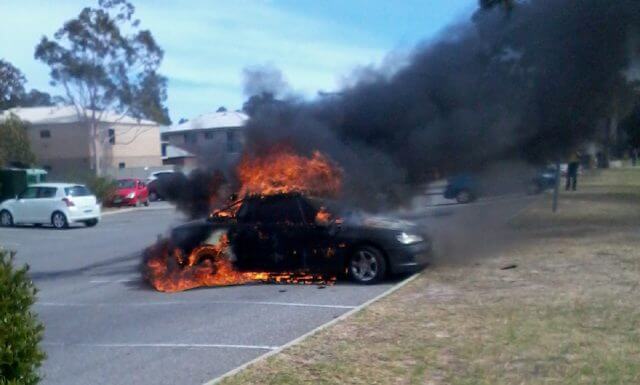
89, 118, 101, 176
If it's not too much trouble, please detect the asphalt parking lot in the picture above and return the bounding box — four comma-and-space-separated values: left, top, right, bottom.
0, 195, 534, 385
0, 203, 405, 385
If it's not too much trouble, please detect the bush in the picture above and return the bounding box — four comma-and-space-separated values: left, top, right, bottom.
0, 249, 46, 385
83, 175, 117, 204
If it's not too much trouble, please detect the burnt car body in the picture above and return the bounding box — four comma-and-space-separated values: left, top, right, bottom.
170, 193, 430, 284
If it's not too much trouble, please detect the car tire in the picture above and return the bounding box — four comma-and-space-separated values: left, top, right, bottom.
348, 245, 387, 284
455, 189, 474, 204
51, 211, 68, 229
84, 219, 98, 227
0, 210, 13, 227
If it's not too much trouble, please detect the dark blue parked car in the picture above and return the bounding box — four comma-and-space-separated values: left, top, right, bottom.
444, 174, 478, 204
444, 167, 558, 204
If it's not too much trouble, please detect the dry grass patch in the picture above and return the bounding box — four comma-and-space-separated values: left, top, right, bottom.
220, 169, 640, 385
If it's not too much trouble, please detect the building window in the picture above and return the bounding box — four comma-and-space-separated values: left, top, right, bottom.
108, 129, 116, 145
204, 132, 214, 140
227, 130, 241, 153
184, 132, 197, 145
161, 143, 167, 157
118, 162, 126, 169
40, 130, 51, 138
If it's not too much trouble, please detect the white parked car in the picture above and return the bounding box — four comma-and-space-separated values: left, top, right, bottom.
0, 183, 101, 229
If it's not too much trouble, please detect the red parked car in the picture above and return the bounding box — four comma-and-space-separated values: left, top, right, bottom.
111, 178, 150, 207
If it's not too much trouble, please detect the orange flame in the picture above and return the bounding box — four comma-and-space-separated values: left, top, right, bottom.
145, 234, 335, 292
315, 206, 332, 225
238, 147, 342, 198
144, 145, 342, 292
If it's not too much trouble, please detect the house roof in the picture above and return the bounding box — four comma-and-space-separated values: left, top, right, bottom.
163, 144, 195, 160
0, 106, 158, 126
162, 110, 248, 134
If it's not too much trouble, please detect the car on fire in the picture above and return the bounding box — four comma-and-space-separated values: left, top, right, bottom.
169, 193, 431, 284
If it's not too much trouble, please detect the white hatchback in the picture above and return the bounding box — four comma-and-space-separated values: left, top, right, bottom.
0, 183, 101, 229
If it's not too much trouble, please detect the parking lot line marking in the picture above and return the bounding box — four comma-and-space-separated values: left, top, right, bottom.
42, 342, 278, 350
204, 273, 421, 385
36, 300, 356, 309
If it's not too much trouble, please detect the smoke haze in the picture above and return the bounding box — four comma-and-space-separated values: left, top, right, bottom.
241, 0, 640, 209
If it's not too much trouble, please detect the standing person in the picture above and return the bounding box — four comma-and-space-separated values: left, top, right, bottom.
566, 151, 580, 191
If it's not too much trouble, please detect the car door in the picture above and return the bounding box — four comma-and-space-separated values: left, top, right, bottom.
295, 197, 342, 273
229, 199, 277, 271
137, 180, 148, 201
32, 187, 59, 223
250, 195, 310, 272
13, 187, 39, 223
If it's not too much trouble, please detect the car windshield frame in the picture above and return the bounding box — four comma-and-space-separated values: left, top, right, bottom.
117, 180, 137, 189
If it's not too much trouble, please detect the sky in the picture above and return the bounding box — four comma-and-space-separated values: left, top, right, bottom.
0, 0, 475, 122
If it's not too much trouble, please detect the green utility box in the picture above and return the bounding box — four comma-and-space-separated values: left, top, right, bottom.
0, 168, 48, 202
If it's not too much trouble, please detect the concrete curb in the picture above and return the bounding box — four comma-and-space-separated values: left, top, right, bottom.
203, 273, 421, 385
101, 205, 175, 217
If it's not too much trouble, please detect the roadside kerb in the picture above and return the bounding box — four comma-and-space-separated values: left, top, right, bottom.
102, 205, 175, 217
203, 272, 421, 385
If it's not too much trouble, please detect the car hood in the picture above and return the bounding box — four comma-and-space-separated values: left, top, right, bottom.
342, 212, 417, 231
116, 188, 136, 196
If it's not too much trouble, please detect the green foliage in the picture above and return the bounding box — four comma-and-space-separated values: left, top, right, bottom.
0, 115, 36, 167
0, 249, 46, 385
0, 59, 55, 110
83, 175, 117, 203
0, 60, 25, 111
34, 0, 170, 125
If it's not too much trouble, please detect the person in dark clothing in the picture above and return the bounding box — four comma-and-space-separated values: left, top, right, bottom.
566, 152, 580, 191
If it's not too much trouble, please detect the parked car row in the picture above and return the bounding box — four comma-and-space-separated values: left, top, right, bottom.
0, 183, 101, 229
0, 170, 181, 229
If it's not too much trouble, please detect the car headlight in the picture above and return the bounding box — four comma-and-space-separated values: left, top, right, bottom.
126, 192, 136, 199
396, 232, 423, 244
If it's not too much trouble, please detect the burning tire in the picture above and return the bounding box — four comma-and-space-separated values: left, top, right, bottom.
348, 246, 387, 284
192, 250, 219, 271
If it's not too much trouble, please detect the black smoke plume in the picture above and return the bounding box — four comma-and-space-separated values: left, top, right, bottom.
241, 0, 640, 209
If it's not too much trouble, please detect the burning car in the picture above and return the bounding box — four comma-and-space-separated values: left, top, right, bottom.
143, 147, 430, 292
168, 193, 429, 285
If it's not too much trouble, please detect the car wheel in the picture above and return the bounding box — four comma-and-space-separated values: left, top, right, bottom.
348, 246, 387, 284
455, 189, 474, 204
84, 219, 98, 227
51, 212, 68, 229
149, 192, 158, 201
0, 210, 13, 227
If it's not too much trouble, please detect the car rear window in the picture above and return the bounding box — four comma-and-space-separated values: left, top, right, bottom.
64, 185, 91, 197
